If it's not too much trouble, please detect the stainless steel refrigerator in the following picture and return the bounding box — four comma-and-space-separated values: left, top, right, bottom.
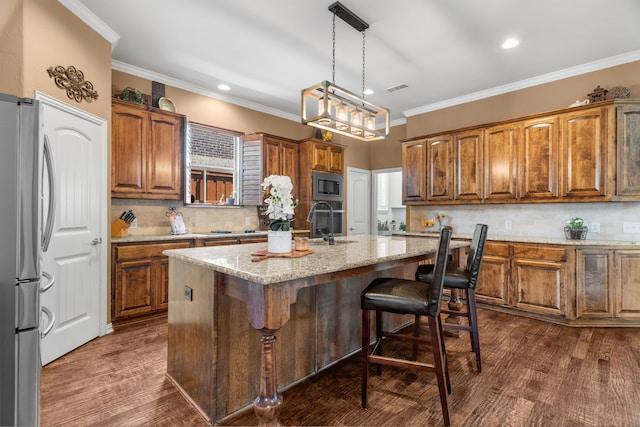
0, 93, 56, 426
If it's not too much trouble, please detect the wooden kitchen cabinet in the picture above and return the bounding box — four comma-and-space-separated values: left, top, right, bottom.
426, 135, 454, 202
111, 99, 185, 200
575, 248, 640, 322
560, 106, 608, 200
240, 133, 298, 205
401, 139, 427, 204
519, 115, 560, 200
476, 242, 570, 320
299, 138, 344, 174
453, 129, 484, 202
484, 122, 518, 202
615, 102, 640, 198
112, 240, 192, 320
401, 100, 640, 205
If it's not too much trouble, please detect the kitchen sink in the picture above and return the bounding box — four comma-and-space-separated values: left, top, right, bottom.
308, 238, 356, 245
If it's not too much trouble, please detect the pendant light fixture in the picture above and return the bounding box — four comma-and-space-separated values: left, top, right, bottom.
301, 2, 390, 141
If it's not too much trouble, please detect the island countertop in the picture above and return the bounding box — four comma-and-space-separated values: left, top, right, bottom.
164, 234, 469, 285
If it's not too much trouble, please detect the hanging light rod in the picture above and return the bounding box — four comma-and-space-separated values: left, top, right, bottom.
301, 2, 390, 141
328, 2, 369, 32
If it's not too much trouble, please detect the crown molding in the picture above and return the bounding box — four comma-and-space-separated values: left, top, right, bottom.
112, 61, 300, 122
58, 0, 120, 48
404, 49, 640, 117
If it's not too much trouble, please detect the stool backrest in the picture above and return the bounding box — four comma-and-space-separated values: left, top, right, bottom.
465, 224, 489, 289
428, 226, 452, 317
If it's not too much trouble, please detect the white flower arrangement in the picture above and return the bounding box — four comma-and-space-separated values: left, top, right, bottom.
261, 175, 297, 231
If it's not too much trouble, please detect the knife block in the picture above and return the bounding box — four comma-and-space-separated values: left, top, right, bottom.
111, 218, 131, 237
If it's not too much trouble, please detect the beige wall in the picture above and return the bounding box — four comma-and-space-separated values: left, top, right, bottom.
0, 0, 24, 95
406, 61, 640, 138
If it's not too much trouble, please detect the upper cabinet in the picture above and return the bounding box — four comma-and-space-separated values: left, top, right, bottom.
111, 99, 185, 200
614, 103, 640, 198
484, 123, 519, 202
401, 139, 427, 204
402, 100, 640, 205
299, 138, 344, 174
560, 106, 608, 200
240, 133, 299, 205
519, 116, 560, 201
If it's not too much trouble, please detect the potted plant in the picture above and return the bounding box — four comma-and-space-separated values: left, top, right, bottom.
261, 175, 298, 253
564, 217, 588, 240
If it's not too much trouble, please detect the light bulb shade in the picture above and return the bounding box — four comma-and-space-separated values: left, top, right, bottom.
301, 80, 390, 141
317, 97, 331, 125
351, 110, 363, 135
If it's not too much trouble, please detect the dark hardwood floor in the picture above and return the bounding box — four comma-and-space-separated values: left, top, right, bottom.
40, 309, 640, 426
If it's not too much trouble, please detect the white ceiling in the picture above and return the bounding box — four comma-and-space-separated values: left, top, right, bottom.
71, 0, 640, 124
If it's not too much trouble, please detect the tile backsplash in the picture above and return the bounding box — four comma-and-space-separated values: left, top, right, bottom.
409, 202, 640, 242
111, 199, 260, 235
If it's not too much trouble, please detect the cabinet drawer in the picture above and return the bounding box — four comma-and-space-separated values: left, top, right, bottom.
116, 241, 191, 261
513, 245, 566, 262
484, 242, 510, 257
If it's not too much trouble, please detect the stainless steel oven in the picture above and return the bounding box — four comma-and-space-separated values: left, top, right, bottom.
312, 171, 343, 202
310, 201, 344, 238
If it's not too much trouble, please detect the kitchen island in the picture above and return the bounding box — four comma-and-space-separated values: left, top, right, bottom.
164, 234, 468, 425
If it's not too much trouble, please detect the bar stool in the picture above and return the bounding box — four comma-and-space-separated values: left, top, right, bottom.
361, 227, 453, 426
415, 224, 488, 372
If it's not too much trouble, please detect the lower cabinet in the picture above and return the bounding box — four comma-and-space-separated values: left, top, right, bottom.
477, 242, 570, 320
112, 241, 192, 320
576, 249, 640, 321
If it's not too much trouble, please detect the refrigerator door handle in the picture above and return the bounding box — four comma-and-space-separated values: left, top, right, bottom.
40, 306, 55, 339
41, 271, 55, 293
42, 134, 56, 252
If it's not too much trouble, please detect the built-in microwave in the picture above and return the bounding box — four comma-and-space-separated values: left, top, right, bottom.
312, 171, 343, 202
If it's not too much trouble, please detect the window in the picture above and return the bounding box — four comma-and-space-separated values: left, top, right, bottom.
185, 122, 242, 205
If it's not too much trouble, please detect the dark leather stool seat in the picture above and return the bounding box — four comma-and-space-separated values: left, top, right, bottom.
415, 224, 488, 372
361, 227, 453, 426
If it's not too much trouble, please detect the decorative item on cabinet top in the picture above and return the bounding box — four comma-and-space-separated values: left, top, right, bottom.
587, 86, 608, 103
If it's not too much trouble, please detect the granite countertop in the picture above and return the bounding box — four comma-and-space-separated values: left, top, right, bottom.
111, 230, 309, 244
164, 234, 469, 285
402, 231, 640, 247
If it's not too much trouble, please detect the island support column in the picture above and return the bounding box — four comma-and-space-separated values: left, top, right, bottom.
254, 330, 282, 426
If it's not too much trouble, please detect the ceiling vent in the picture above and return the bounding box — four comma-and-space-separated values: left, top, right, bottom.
386, 83, 409, 93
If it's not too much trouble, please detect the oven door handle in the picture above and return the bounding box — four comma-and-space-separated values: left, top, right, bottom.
313, 209, 345, 213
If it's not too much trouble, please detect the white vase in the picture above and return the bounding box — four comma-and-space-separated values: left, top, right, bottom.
267, 230, 292, 253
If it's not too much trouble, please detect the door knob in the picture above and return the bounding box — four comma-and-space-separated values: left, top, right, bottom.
91, 237, 103, 246
349, 227, 356, 231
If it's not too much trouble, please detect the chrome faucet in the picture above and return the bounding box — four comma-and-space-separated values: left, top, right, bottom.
307, 201, 335, 245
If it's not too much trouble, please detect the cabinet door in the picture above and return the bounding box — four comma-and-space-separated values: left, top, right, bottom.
475, 242, 510, 306
427, 135, 453, 202
576, 249, 614, 318
115, 259, 154, 318
616, 104, 640, 197
520, 116, 560, 200
560, 107, 608, 199
311, 142, 329, 171
157, 258, 169, 310
614, 250, 640, 319
401, 140, 427, 203
147, 111, 183, 199
511, 245, 568, 317
328, 146, 344, 174
280, 140, 298, 193
264, 138, 282, 178
484, 123, 518, 201
112, 103, 147, 195
453, 129, 483, 201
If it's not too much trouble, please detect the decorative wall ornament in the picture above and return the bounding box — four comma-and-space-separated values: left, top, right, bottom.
47, 65, 98, 103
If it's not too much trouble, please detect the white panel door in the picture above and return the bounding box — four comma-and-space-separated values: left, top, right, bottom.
37, 93, 107, 365
346, 167, 371, 235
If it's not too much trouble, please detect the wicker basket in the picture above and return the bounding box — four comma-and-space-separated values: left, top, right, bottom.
564, 226, 588, 240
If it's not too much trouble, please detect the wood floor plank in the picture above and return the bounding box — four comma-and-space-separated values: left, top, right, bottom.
40, 309, 640, 426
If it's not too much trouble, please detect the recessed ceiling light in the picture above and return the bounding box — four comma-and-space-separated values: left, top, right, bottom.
363, 88, 374, 95
218, 84, 231, 91
502, 38, 519, 49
